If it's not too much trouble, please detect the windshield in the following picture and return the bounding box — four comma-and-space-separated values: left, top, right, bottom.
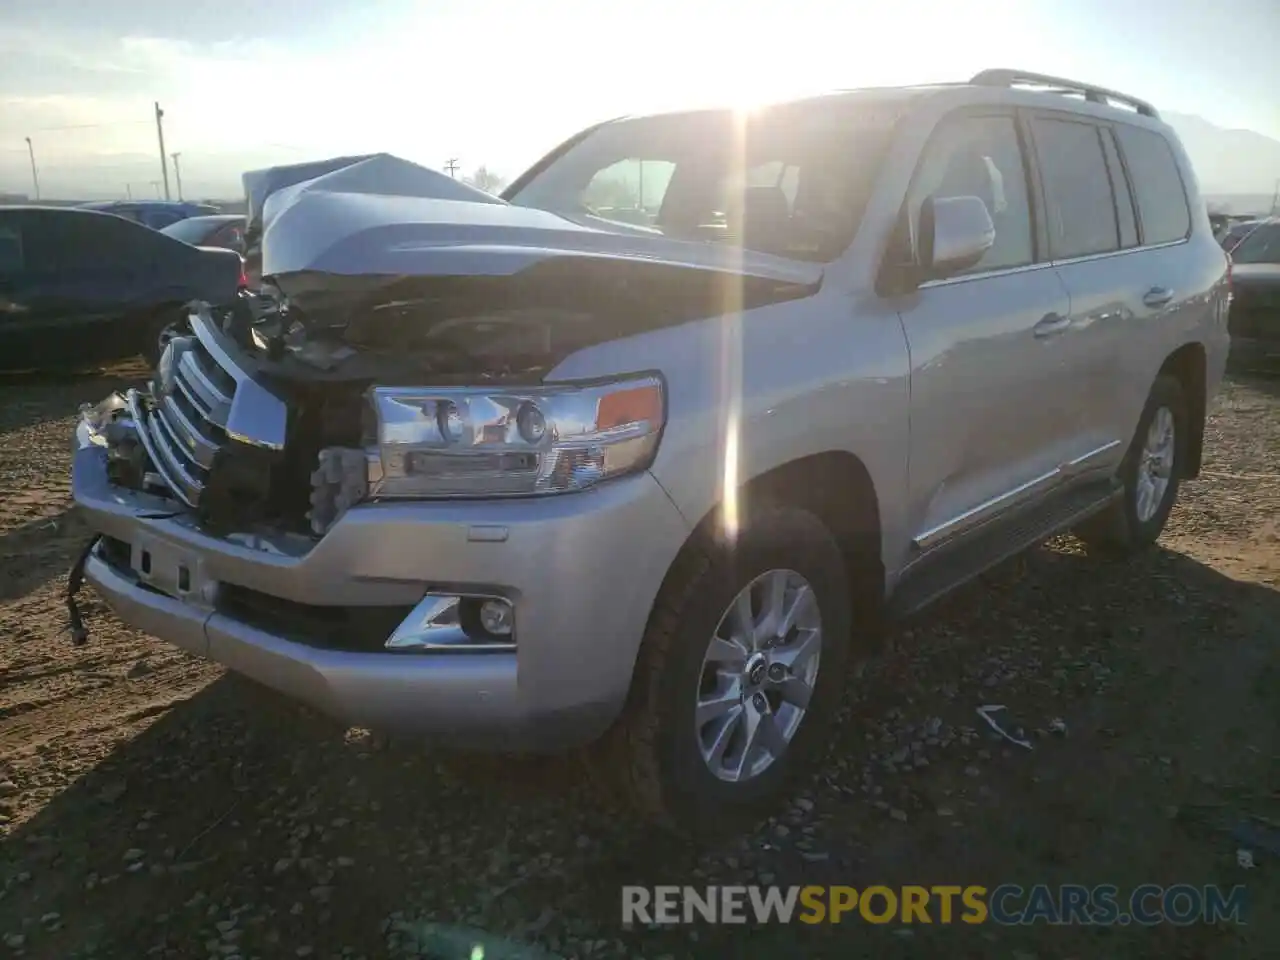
159, 217, 218, 244
1230, 223, 1280, 264
507, 100, 899, 262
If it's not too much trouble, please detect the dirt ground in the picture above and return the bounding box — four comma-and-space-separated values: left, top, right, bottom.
0, 363, 1277, 960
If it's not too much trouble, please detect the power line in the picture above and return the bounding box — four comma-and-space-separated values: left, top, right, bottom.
23, 120, 151, 133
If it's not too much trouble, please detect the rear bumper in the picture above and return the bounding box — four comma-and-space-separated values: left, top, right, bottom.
74, 422, 691, 750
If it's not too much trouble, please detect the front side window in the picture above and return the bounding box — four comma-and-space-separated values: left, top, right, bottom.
1114, 125, 1191, 245
909, 113, 1034, 273
1032, 118, 1119, 260
508, 102, 899, 262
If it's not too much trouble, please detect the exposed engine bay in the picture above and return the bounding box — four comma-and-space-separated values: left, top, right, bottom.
236, 258, 813, 382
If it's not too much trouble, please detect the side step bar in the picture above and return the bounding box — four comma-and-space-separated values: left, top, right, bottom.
887, 479, 1121, 619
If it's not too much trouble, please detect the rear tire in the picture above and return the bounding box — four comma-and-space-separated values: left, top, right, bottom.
594, 503, 856, 834
1076, 374, 1187, 554
141, 312, 184, 369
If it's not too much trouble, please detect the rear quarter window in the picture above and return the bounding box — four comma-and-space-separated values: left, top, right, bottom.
1114, 125, 1192, 245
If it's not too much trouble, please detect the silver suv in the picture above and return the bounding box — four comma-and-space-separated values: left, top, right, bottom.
71, 69, 1230, 829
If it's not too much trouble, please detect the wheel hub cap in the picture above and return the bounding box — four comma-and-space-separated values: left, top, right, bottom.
694, 568, 824, 783
1135, 406, 1175, 523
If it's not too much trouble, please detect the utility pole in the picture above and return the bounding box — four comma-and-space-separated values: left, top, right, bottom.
1271, 179, 1279, 216
24, 137, 40, 200
150, 180, 162, 198
444, 158, 459, 178
171, 152, 183, 200
126, 184, 133, 200
154, 101, 171, 200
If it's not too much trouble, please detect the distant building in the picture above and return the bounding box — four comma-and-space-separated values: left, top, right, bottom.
0, 193, 30, 205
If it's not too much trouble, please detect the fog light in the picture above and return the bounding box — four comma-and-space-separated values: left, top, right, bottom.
478, 598, 513, 636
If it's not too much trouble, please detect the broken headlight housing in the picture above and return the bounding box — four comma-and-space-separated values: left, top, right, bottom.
366, 375, 665, 499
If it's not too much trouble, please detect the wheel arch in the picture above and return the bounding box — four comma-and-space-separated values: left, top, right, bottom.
1159, 342, 1207, 478
658, 450, 886, 624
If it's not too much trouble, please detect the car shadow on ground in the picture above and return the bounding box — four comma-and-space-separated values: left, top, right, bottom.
1, 540, 1276, 959
0, 361, 149, 437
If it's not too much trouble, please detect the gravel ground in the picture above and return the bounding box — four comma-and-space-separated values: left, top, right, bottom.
0, 364, 1277, 960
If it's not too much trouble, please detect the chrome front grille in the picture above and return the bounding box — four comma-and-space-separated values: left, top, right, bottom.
144, 335, 236, 506
130, 308, 289, 510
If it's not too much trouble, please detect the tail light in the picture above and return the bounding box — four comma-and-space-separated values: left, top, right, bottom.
238, 258, 248, 288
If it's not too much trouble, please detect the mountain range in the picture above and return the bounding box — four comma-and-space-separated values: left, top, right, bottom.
1164, 112, 1279, 214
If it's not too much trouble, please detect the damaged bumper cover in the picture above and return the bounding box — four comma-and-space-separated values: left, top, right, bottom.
71, 407, 690, 749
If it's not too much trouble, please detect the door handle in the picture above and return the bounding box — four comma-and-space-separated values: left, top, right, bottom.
1033, 312, 1071, 339
1143, 286, 1174, 308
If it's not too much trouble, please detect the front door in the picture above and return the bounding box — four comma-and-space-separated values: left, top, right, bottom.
893, 109, 1074, 555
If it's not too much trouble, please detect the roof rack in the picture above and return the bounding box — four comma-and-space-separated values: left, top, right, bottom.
969, 69, 1158, 119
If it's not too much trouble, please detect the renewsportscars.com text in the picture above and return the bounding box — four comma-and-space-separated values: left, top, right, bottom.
622, 884, 1248, 926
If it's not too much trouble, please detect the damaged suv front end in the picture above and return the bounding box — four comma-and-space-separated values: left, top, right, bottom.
68, 144, 832, 750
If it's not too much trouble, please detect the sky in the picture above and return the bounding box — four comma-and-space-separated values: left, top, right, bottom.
1, 0, 1277, 200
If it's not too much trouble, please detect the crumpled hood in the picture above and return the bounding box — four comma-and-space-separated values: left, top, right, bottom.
246, 153, 823, 301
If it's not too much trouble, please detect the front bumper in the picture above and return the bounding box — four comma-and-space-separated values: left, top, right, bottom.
73, 424, 691, 750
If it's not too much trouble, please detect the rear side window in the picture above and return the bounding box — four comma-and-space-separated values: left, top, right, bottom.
58, 215, 151, 273
1032, 118, 1118, 259
1114, 125, 1191, 245
146, 210, 186, 230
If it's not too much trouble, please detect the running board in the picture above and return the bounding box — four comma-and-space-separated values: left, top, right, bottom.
887, 479, 1120, 619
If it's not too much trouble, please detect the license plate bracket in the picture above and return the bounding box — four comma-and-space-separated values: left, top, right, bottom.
130, 535, 210, 604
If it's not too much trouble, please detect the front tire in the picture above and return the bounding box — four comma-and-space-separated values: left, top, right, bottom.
1077, 373, 1187, 553
598, 503, 855, 833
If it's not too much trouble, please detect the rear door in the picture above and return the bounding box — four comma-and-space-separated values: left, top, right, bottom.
1031, 114, 1203, 477
895, 109, 1075, 554
1025, 113, 1139, 480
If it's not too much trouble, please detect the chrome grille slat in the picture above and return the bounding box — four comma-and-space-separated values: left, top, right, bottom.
157, 393, 220, 469
147, 412, 204, 503
151, 403, 206, 475
173, 366, 214, 422
138, 311, 243, 507
179, 350, 231, 424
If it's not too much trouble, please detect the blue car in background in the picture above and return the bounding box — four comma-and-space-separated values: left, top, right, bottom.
79, 200, 221, 231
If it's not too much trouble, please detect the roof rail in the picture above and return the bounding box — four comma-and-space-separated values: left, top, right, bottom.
969, 69, 1158, 119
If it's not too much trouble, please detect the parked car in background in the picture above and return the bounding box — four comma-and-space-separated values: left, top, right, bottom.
1226, 219, 1280, 370
80, 200, 221, 231
0, 206, 244, 371
160, 214, 247, 253
1218, 218, 1265, 251
71, 69, 1229, 831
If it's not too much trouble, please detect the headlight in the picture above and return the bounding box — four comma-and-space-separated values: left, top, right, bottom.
367, 374, 665, 498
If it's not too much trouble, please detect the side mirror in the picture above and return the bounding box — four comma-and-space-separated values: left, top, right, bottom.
918, 195, 995, 279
